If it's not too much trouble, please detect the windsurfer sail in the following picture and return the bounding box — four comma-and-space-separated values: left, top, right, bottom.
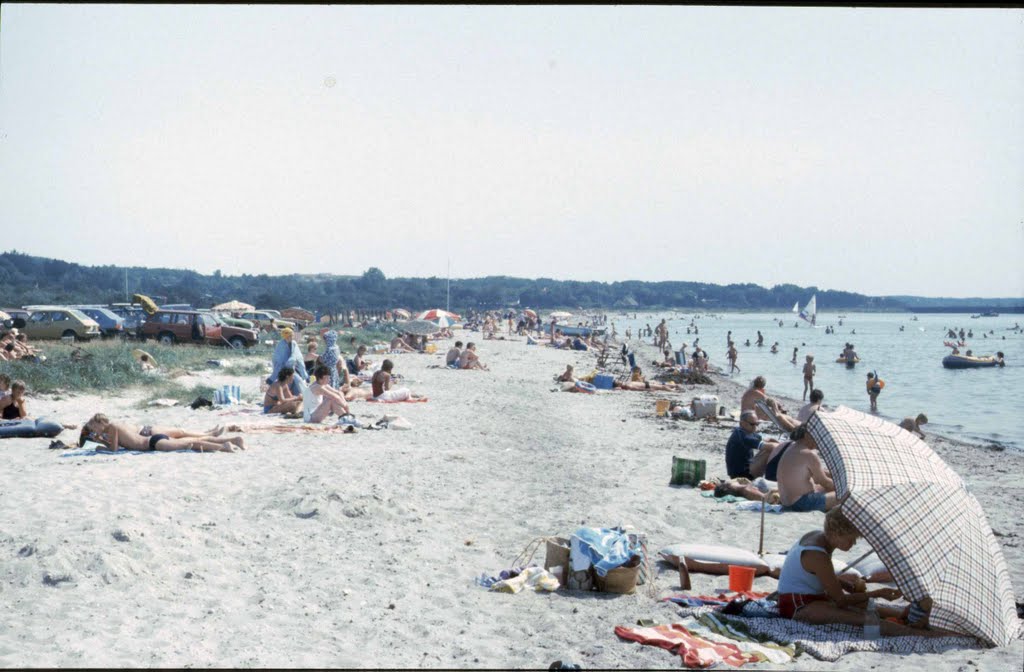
798, 294, 817, 326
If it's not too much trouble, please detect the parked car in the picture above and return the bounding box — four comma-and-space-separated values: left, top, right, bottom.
108, 304, 150, 333
199, 311, 260, 349
238, 311, 296, 331
261, 309, 306, 329
22, 307, 101, 341
141, 310, 223, 346
70, 306, 125, 338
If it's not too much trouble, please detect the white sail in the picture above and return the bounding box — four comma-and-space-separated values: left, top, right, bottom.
799, 294, 817, 325
791, 301, 800, 313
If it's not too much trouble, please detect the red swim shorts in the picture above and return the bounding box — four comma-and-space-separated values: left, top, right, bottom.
779, 593, 831, 619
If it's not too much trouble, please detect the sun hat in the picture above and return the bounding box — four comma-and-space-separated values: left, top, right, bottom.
280, 327, 294, 337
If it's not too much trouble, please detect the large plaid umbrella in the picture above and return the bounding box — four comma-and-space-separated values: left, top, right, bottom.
806, 406, 1022, 647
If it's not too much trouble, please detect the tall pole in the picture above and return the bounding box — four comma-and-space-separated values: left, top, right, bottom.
446, 258, 450, 313
125, 268, 129, 302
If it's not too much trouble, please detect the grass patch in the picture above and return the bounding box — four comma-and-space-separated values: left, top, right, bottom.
0, 339, 270, 395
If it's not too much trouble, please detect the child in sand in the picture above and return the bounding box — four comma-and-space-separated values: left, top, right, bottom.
557, 365, 575, 383
83, 414, 244, 452
0, 380, 28, 420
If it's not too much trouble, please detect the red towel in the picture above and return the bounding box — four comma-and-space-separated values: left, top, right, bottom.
615, 624, 760, 668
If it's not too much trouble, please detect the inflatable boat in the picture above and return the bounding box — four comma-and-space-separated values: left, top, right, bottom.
942, 354, 998, 369
836, 357, 860, 364
0, 417, 64, 439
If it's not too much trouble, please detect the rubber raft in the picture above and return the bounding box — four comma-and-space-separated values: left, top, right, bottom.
942, 355, 999, 369
0, 417, 64, 439
836, 357, 860, 364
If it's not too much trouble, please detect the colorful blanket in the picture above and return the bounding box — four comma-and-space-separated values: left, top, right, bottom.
614, 623, 760, 668
676, 601, 982, 661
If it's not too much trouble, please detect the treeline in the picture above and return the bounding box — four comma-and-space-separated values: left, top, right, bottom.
0, 250, 913, 313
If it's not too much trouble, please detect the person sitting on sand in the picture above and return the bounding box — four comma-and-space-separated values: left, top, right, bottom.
557, 365, 575, 383
899, 413, 929, 440
797, 389, 824, 424
264, 367, 303, 415
304, 340, 319, 376
725, 410, 779, 479
777, 508, 949, 637
0, 380, 28, 420
371, 359, 424, 401
446, 341, 463, 368
459, 343, 489, 370
83, 414, 244, 453
776, 425, 836, 512
352, 345, 371, 372
390, 335, 417, 353
306, 365, 350, 423
741, 376, 799, 432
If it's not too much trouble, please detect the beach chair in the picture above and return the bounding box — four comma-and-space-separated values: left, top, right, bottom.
755, 399, 792, 440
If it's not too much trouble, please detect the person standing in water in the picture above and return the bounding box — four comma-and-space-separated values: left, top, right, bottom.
803, 355, 816, 401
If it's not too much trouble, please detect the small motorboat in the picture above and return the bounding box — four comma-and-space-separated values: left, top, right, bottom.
942, 354, 999, 369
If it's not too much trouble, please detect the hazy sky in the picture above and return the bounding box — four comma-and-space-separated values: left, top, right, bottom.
1, 5, 1022, 297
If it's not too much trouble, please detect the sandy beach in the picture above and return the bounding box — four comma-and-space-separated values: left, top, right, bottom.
1, 334, 1021, 669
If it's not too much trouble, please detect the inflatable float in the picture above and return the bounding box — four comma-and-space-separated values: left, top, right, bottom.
942, 354, 999, 369
575, 380, 597, 394
836, 357, 860, 364
0, 417, 64, 439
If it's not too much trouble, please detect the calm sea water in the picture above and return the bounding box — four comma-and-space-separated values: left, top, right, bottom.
608, 311, 1023, 451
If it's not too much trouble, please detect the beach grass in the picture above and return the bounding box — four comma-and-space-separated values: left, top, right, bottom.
1, 339, 270, 395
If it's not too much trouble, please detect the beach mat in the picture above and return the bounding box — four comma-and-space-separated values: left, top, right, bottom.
366, 398, 429, 404
676, 602, 982, 661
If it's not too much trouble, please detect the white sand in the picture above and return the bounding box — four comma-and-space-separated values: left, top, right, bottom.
1, 335, 1021, 668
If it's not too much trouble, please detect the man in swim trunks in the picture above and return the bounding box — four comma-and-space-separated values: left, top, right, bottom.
776, 426, 836, 512
84, 414, 244, 452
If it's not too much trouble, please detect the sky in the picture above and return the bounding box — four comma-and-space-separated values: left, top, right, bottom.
1, 5, 1022, 298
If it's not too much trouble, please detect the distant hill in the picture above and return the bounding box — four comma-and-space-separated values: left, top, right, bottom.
0, 250, 1019, 314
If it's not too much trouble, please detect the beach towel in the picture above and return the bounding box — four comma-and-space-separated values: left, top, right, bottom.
675, 602, 982, 661
489, 567, 560, 593
614, 623, 761, 668
686, 613, 796, 663
366, 397, 428, 404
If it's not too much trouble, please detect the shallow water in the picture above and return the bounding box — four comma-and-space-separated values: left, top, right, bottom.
608, 311, 1023, 450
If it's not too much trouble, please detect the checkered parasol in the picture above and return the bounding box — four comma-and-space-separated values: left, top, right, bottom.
806, 406, 1022, 647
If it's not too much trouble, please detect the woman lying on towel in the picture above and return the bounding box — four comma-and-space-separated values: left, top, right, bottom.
612, 379, 679, 392
778, 508, 946, 637
83, 414, 244, 452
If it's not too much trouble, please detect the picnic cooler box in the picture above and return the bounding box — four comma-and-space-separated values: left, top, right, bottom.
692, 395, 719, 419
592, 374, 615, 390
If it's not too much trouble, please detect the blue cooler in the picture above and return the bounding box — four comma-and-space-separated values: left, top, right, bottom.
593, 374, 614, 390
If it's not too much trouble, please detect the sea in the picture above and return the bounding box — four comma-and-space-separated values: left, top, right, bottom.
605, 311, 1023, 451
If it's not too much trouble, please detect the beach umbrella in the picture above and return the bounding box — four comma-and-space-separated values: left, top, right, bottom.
522, 308, 537, 319
393, 308, 411, 319
549, 311, 573, 320
133, 294, 159, 315
417, 309, 462, 321
401, 319, 442, 336
213, 299, 255, 312
805, 406, 1022, 646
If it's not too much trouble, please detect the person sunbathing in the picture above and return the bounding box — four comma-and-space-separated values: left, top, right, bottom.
613, 379, 679, 392
371, 359, 424, 401
776, 425, 836, 512
777, 508, 950, 637
741, 376, 799, 432
343, 378, 374, 401
306, 365, 350, 423
263, 367, 303, 415
83, 414, 244, 453
713, 477, 781, 505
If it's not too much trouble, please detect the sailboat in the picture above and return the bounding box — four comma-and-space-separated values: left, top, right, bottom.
791, 301, 800, 314
798, 294, 817, 326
